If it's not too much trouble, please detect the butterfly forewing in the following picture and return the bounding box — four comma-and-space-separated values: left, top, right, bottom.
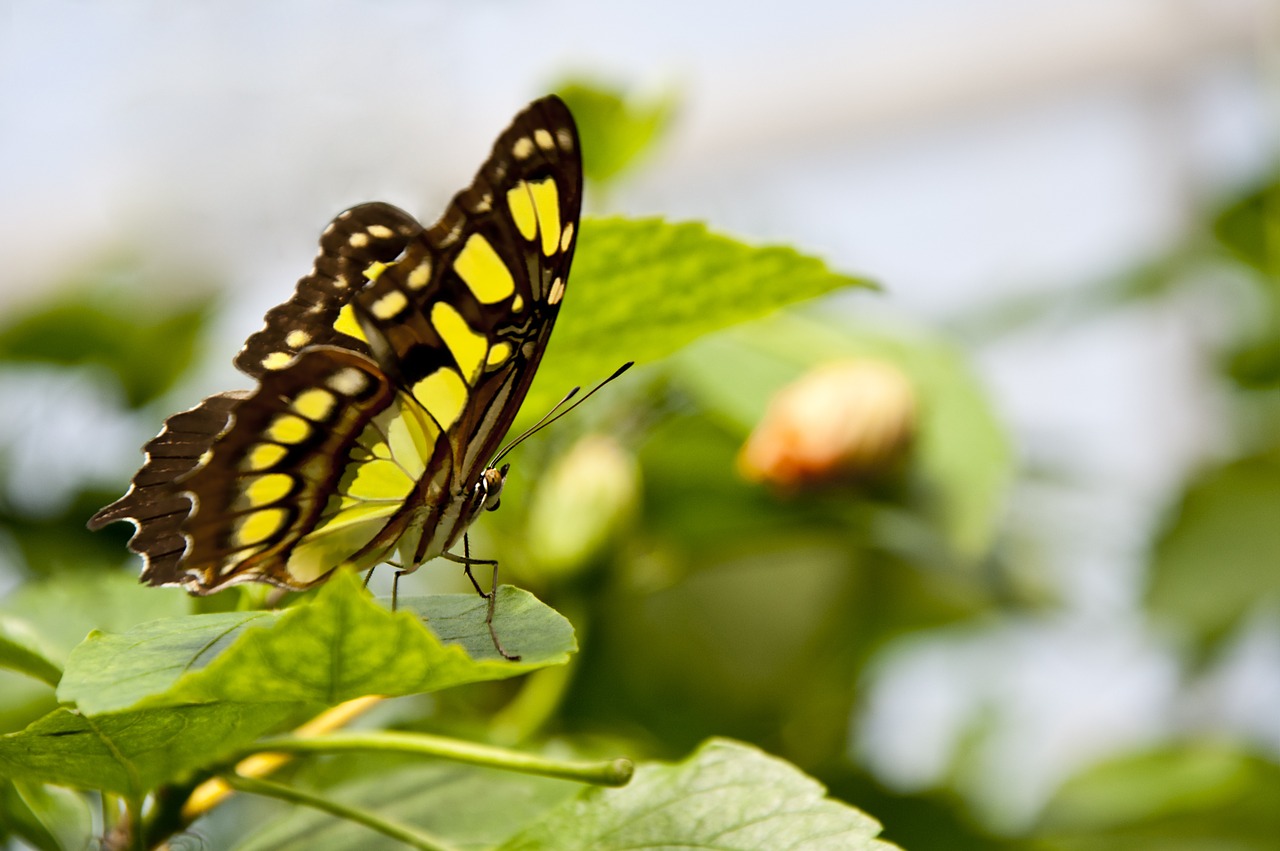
90, 95, 582, 594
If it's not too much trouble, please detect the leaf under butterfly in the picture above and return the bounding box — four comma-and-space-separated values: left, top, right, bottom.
57, 570, 574, 716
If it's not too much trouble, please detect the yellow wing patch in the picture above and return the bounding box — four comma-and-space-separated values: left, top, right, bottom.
263, 351, 292, 370
412, 368, 468, 431
238, 473, 294, 509
241, 442, 288, 473
487, 341, 513, 368
233, 508, 288, 548
507, 182, 537, 242
527, 178, 561, 257
431, 301, 487, 384
292, 388, 337, 422
268, 414, 311, 445
454, 234, 515, 303
333, 303, 369, 343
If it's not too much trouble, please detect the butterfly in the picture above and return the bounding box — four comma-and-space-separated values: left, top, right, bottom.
89, 95, 585, 660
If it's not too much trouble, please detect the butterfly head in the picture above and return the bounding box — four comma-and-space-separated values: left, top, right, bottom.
480, 463, 510, 513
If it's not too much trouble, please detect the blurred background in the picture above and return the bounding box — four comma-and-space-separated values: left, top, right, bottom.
2, 0, 1278, 848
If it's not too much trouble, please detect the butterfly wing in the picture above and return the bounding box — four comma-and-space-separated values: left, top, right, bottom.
90, 95, 582, 592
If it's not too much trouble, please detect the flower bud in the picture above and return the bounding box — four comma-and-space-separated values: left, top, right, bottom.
738, 359, 917, 489
528, 434, 640, 578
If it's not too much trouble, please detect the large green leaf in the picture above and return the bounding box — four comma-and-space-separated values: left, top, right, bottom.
499, 739, 898, 851
58, 570, 574, 716
525, 218, 872, 426
1146, 451, 1280, 647
0, 703, 300, 798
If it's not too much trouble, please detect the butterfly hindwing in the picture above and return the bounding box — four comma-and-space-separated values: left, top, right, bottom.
235, 202, 422, 377
87, 392, 246, 582
91, 95, 582, 595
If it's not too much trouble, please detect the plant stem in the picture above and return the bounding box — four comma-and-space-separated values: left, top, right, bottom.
182, 694, 383, 820
238, 730, 635, 787
219, 773, 460, 851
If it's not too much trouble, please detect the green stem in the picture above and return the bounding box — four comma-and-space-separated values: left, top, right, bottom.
237, 730, 634, 787
220, 773, 459, 851
127, 796, 145, 851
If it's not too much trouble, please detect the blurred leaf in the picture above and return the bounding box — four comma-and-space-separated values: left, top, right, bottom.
526, 217, 873, 430
499, 738, 897, 850
0, 488, 130, 577
1147, 451, 1280, 647
232, 760, 577, 851
555, 80, 675, 185
0, 616, 61, 687
0, 570, 189, 663
1036, 743, 1280, 850
0, 703, 300, 797
1213, 175, 1280, 281
0, 287, 213, 408
58, 571, 574, 715
676, 311, 1012, 561
4, 781, 93, 851
1226, 326, 1280, 389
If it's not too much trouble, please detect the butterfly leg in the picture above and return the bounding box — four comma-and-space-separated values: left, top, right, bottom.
442, 535, 520, 661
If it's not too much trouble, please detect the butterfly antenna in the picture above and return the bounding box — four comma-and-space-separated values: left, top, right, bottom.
490, 361, 634, 466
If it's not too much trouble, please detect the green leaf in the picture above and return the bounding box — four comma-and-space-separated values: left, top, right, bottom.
555, 80, 676, 185
0, 703, 301, 797
1146, 451, 1280, 646
58, 570, 574, 715
0, 617, 62, 688
0, 285, 213, 408
1213, 174, 1280, 280
0, 570, 190, 663
675, 312, 1012, 561
0, 778, 93, 851
499, 739, 898, 851
1037, 743, 1280, 849
230, 761, 578, 851
526, 217, 873, 428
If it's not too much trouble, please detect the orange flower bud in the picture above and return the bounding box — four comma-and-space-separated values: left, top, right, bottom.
738, 359, 917, 489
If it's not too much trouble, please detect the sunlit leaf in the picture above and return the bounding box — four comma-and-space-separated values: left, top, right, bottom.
526, 217, 873, 428
58, 570, 574, 716
499, 738, 897, 850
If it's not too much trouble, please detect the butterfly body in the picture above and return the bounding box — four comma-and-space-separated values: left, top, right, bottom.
90, 97, 582, 604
